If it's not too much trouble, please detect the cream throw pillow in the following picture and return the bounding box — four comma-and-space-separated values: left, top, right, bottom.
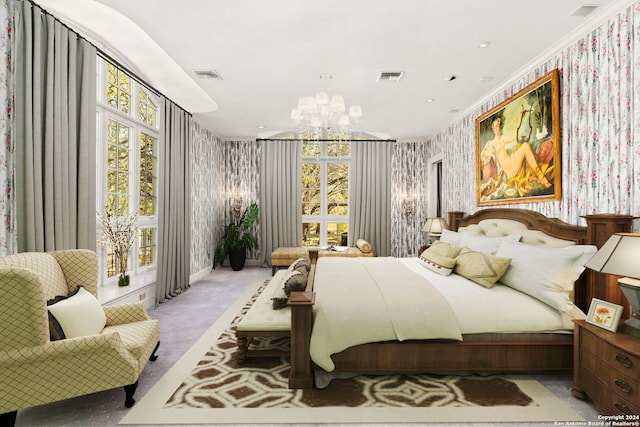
423, 241, 463, 258
454, 247, 511, 288
47, 287, 106, 338
356, 238, 372, 253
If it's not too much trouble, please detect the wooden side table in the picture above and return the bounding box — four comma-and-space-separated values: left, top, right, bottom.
573, 319, 640, 415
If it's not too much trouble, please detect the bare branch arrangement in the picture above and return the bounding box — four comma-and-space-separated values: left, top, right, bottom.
97, 206, 139, 280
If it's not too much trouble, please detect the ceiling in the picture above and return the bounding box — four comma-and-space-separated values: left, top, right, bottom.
33, 0, 628, 140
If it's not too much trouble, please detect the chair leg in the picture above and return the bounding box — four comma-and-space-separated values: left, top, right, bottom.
0, 410, 17, 427
149, 341, 160, 361
124, 380, 138, 408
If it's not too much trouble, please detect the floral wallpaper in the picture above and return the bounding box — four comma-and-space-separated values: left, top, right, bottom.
188, 134, 262, 275
189, 120, 224, 275
428, 3, 640, 230
220, 140, 262, 262
0, 0, 15, 256
391, 141, 430, 257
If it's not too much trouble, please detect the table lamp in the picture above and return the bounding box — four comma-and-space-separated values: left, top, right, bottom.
422, 217, 448, 242
584, 232, 640, 337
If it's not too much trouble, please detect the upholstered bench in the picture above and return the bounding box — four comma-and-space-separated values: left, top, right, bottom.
270, 247, 310, 275
318, 246, 375, 258
270, 240, 374, 275
236, 269, 292, 363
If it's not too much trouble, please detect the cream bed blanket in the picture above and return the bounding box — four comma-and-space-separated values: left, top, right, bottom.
310, 257, 463, 371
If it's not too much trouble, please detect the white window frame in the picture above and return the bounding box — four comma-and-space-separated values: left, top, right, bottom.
95, 58, 160, 288
301, 142, 350, 247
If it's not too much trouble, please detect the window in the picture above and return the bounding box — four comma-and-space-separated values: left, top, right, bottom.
301, 140, 350, 246
98, 59, 160, 283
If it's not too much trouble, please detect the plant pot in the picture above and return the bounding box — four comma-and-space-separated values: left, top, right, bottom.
118, 274, 130, 287
228, 246, 247, 271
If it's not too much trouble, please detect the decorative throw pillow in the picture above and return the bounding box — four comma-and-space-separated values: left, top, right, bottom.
454, 247, 511, 288
417, 252, 457, 276
46, 286, 82, 341
282, 269, 307, 297
288, 257, 310, 274
356, 238, 372, 253
47, 287, 106, 339
458, 232, 521, 255
495, 240, 598, 314
422, 241, 463, 259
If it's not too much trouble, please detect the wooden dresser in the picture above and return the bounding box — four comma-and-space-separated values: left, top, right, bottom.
573, 319, 640, 415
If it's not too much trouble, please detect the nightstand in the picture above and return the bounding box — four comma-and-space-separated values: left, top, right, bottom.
572, 319, 640, 415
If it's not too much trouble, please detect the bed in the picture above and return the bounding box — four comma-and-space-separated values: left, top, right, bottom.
287, 208, 634, 389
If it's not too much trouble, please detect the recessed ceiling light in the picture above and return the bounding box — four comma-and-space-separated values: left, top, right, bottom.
256, 125, 265, 129
444, 75, 457, 82
477, 41, 491, 49
426, 98, 435, 103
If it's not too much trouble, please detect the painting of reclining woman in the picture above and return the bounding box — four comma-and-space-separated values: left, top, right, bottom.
475, 69, 561, 206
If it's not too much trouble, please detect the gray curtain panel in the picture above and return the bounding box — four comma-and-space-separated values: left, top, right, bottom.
259, 139, 302, 266
15, 1, 97, 252
350, 141, 392, 256
156, 100, 192, 303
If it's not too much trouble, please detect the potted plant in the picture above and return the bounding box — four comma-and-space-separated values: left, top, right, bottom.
213, 202, 259, 271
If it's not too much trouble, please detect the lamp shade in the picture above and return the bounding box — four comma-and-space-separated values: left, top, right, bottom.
584, 233, 640, 278
422, 217, 448, 236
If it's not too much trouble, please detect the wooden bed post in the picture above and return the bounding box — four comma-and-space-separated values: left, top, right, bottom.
582, 214, 636, 318
288, 291, 315, 389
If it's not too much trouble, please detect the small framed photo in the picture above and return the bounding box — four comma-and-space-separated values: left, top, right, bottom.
586, 298, 623, 332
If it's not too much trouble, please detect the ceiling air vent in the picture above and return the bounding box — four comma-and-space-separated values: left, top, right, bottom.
194, 69, 223, 80
377, 71, 404, 82
569, 5, 598, 17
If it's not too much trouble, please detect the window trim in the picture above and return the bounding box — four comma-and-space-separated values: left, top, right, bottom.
301, 141, 351, 247
96, 58, 160, 287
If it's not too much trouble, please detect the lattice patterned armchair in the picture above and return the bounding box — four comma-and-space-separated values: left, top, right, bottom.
0, 250, 160, 425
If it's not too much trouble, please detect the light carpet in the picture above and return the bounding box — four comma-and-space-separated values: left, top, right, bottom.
120, 278, 585, 425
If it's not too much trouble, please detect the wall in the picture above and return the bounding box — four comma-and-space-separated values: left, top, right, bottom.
429, 2, 640, 228
391, 141, 432, 257
189, 120, 225, 276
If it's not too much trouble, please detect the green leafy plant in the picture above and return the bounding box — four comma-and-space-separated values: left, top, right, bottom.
213, 202, 259, 269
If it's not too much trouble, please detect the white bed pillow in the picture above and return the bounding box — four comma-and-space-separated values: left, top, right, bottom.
440, 229, 476, 246
47, 287, 106, 338
458, 232, 521, 255
495, 240, 598, 314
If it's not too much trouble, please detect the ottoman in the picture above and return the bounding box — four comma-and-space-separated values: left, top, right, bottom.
270, 247, 309, 275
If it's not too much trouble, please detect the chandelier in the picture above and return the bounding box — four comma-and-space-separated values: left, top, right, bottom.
290, 75, 363, 133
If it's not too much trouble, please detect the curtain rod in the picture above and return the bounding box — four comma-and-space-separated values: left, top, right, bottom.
27, 0, 191, 116
257, 139, 396, 142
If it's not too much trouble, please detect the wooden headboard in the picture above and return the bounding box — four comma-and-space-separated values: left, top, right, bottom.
447, 208, 635, 316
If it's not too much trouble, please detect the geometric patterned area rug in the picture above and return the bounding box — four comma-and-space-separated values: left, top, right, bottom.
120, 279, 584, 425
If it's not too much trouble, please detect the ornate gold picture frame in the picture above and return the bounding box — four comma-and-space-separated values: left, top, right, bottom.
475, 69, 561, 206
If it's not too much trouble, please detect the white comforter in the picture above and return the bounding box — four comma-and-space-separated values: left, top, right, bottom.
309, 257, 577, 372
